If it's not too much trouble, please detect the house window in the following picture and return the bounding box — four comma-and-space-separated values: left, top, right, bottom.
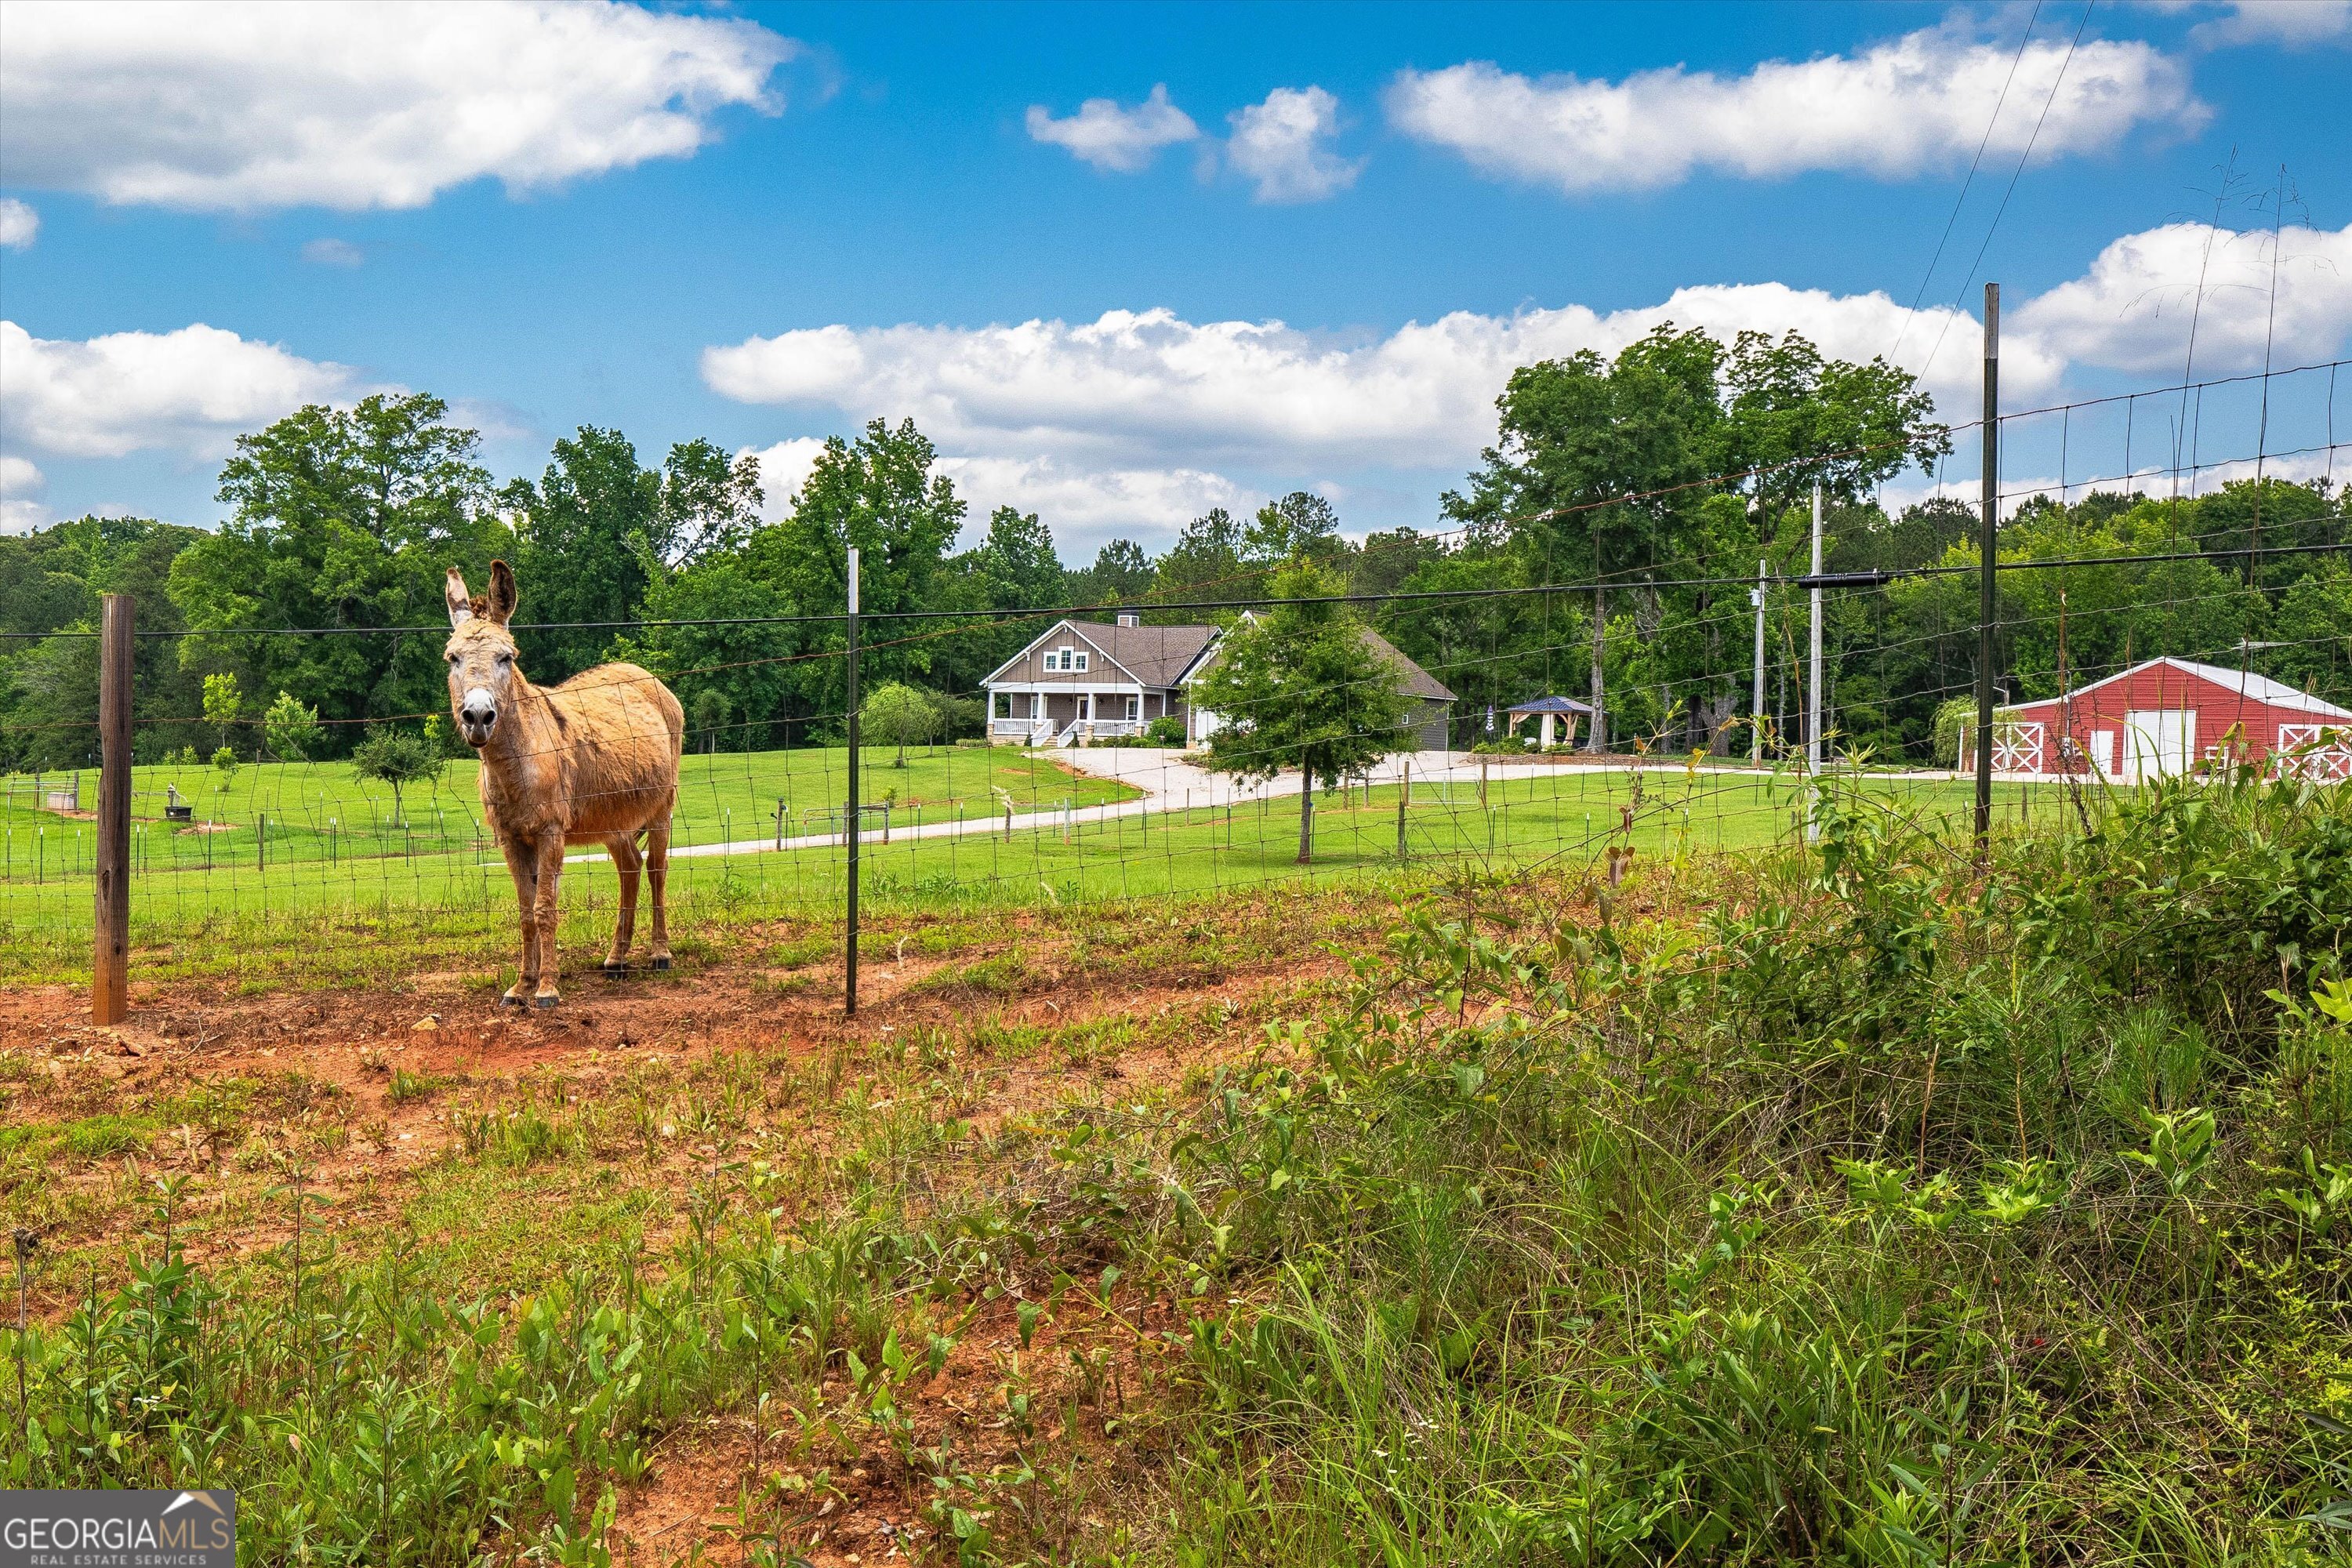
1043, 646, 1089, 673
1072, 650, 1088, 671
1126, 696, 1139, 720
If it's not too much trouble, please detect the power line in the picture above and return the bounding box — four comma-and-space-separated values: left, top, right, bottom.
11, 535, 2343, 659
1887, 0, 2044, 367
1918, 0, 2099, 378
6, 351, 2344, 643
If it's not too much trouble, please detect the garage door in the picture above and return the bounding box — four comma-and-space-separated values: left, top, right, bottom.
2122, 710, 2194, 779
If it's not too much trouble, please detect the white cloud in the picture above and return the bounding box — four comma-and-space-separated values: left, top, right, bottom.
0, 455, 45, 535
0, 320, 358, 459
703, 288, 2056, 477
1226, 86, 1360, 203
938, 456, 1254, 539
0, 0, 795, 212
2190, 1, 2352, 47
300, 238, 365, 267
1882, 446, 2347, 521
688, 217, 2347, 544
735, 437, 1251, 548
1385, 24, 2199, 192
0, 198, 36, 249
735, 437, 833, 521
2013, 221, 2352, 376
1025, 84, 1199, 173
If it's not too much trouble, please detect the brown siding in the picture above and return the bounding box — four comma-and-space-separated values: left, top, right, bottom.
993, 625, 1125, 687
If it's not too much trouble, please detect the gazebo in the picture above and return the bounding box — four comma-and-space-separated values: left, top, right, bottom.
1505, 695, 1595, 750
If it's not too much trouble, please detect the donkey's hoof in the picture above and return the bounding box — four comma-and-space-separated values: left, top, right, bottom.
651, 955, 672, 972
602, 961, 628, 979
499, 993, 528, 1010
532, 993, 561, 1011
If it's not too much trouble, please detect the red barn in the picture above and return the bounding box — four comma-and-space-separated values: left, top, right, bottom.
1963, 656, 2352, 782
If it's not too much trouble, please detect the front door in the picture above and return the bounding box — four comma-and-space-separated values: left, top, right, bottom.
2122, 710, 2194, 779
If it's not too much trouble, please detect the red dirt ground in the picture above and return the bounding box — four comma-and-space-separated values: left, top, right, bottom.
0, 924, 1350, 1566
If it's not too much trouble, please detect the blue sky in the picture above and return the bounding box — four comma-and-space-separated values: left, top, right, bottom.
2, 0, 2348, 556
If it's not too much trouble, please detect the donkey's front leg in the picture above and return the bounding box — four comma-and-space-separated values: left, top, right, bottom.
530, 837, 567, 1008
602, 831, 642, 976
499, 837, 539, 1007
644, 816, 673, 971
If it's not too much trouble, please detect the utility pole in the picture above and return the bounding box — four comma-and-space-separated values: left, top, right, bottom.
1976, 283, 1999, 852
1750, 559, 1766, 764
844, 546, 861, 1018
93, 593, 132, 1024
1807, 485, 1824, 774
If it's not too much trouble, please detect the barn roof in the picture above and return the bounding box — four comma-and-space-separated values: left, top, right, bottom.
2007, 655, 2352, 720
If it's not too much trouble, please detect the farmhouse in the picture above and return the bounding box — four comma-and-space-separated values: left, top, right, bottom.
1962, 655, 2351, 782
985, 613, 1455, 750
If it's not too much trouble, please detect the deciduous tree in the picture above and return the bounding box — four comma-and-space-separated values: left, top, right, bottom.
1194, 560, 1412, 863
350, 728, 445, 824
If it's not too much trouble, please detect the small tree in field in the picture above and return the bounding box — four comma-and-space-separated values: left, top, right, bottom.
264, 690, 322, 760
860, 681, 937, 767
422, 713, 470, 759
202, 671, 242, 756
351, 729, 445, 824
1195, 559, 1412, 864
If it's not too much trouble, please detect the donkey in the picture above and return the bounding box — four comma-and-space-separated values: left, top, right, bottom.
445, 561, 684, 1008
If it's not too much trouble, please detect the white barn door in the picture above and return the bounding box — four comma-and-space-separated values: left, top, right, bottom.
2122, 710, 2194, 779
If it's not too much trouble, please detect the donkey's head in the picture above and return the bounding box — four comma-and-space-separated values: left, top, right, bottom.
444, 561, 521, 748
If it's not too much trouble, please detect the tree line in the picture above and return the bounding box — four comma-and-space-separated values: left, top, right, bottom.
4, 324, 2347, 773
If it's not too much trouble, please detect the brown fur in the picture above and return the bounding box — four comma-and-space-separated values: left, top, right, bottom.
445, 561, 684, 1007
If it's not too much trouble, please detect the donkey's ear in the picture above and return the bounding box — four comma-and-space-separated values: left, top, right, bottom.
485, 559, 517, 626
445, 568, 474, 628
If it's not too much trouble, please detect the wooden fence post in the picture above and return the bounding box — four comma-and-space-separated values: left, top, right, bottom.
93, 593, 133, 1023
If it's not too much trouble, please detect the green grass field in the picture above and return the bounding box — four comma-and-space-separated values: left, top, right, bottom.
0, 742, 1136, 876
9, 769, 2343, 1561
0, 754, 2075, 985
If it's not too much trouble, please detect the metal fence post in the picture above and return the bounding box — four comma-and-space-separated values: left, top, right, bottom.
1976, 282, 2000, 854
844, 546, 862, 1018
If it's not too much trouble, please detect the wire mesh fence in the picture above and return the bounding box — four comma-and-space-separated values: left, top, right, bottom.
2, 360, 2347, 999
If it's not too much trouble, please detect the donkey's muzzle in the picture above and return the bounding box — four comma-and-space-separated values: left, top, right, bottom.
459, 691, 497, 746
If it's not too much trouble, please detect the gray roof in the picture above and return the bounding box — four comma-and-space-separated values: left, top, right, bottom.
1508, 695, 1595, 716
1023, 619, 1218, 687
1359, 626, 1456, 702
1179, 618, 1456, 704
1091, 620, 1218, 686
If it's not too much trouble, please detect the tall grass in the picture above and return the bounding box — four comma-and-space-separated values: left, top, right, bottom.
4, 1163, 1023, 1563
1133, 766, 2352, 1563
6, 765, 2346, 1563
